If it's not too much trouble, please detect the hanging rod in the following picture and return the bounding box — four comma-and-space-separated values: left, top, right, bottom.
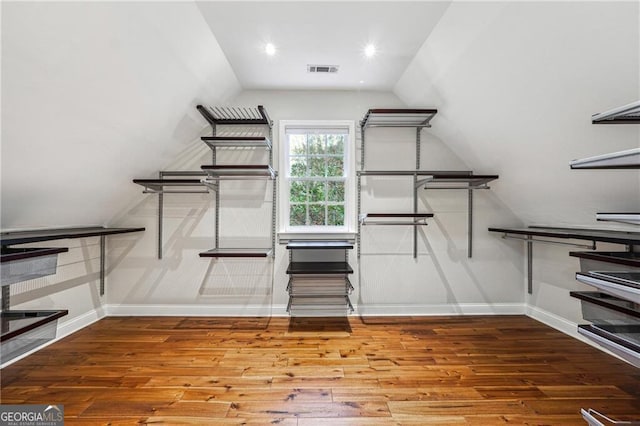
501, 233, 596, 249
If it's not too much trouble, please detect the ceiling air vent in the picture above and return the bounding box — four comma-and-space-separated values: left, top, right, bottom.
307, 64, 339, 73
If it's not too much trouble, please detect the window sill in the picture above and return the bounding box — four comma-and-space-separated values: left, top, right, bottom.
278, 231, 357, 244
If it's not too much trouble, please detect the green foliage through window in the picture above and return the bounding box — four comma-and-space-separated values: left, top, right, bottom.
287, 130, 347, 227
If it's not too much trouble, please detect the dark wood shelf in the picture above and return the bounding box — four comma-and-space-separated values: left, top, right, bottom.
570, 251, 640, 268
1, 227, 145, 247
1, 310, 68, 342
287, 262, 354, 275
197, 105, 271, 127
201, 165, 276, 179
199, 248, 273, 258
360, 108, 438, 128
133, 178, 208, 193
286, 240, 354, 250
488, 226, 640, 246
570, 291, 640, 319
359, 213, 434, 226
201, 136, 272, 150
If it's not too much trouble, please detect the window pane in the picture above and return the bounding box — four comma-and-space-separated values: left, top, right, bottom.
290, 157, 307, 177
308, 157, 326, 177
290, 181, 308, 203
309, 204, 326, 225
327, 181, 345, 202
308, 134, 325, 155
289, 134, 307, 155
326, 134, 345, 154
308, 181, 326, 202
326, 157, 344, 177
327, 205, 344, 226
290, 204, 307, 226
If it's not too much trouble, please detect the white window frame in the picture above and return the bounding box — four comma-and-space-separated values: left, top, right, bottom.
279, 120, 355, 235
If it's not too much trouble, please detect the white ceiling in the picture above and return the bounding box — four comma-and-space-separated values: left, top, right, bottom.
196, 1, 451, 90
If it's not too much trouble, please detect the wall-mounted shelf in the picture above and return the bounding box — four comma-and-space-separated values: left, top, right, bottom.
1, 247, 69, 287
570, 251, 640, 268
201, 165, 276, 180
576, 272, 640, 305
489, 226, 640, 294
578, 324, 640, 369
592, 100, 640, 124
597, 213, 640, 226
286, 240, 354, 250
201, 136, 272, 150
287, 262, 353, 275
196, 105, 271, 127
360, 108, 438, 128
569, 148, 640, 169
1, 310, 68, 363
359, 213, 434, 226
199, 248, 273, 258
0, 226, 142, 364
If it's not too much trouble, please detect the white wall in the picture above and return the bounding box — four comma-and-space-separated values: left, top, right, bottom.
1, 1, 240, 229
1, 1, 240, 342
394, 2, 640, 330
108, 89, 523, 315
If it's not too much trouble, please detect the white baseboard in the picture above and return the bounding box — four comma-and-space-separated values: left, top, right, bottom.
106, 302, 525, 317
356, 303, 526, 316
525, 304, 580, 338
106, 304, 290, 317
1, 306, 107, 368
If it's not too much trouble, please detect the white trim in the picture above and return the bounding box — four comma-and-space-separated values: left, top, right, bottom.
279, 119, 356, 234
106, 303, 290, 317
356, 303, 526, 316
525, 304, 580, 337
0, 306, 107, 368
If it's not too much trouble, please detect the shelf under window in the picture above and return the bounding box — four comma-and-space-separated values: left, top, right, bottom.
201, 136, 272, 150
360, 108, 438, 128
570, 148, 640, 169
286, 240, 354, 250
199, 248, 273, 258
359, 213, 434, 226
596, 213, 640, 226
201, 165, 276, 180
1, 310, 68, 363
576, 271, 640, 304
197, 105, 271, 127
592, 100, 640, 124
287, 262, 353, 275
287, 296, 353, 317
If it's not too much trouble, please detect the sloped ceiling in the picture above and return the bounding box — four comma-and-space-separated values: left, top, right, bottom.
394, 1, 640, 227
1, 1, 241, 229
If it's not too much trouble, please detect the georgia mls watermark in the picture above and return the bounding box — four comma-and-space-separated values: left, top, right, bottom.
0, 405, 63, 426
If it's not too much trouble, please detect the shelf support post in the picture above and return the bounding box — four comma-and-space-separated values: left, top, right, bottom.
357, 173, 362, 260
1, 286, 10, 312
100, 235, 106, 296
158, 171, 164, 259
527, 235, 533, 294
413, 128, 421, 259
468, 188, 473, 258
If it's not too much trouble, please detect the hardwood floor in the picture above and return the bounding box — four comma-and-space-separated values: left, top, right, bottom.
1, 315, 639, 425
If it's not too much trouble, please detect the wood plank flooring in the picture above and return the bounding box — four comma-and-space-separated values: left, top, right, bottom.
1, 315, 639, 425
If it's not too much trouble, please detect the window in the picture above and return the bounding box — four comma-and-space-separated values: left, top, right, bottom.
280, 120, 354, 233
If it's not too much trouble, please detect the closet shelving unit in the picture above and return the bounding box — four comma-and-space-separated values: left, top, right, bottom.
196, 105, 277, 259
285, 240, 354, 316
357, 108, 499, 258
568, 101, 640, 379
0, 226, 144, 362
133, 105, 277, 259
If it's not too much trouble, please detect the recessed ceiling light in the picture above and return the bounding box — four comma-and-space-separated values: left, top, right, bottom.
265, 43, 276, 56
364, 44, 376, 58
